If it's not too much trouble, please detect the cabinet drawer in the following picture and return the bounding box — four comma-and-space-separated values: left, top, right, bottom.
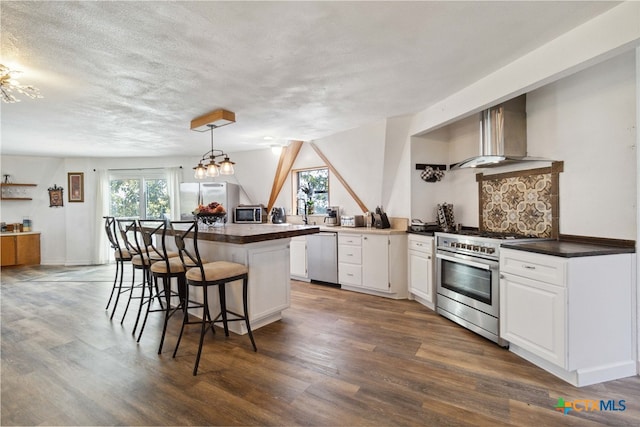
338, 245, 362, 264
500, 249, 566, 286
339, 263, 362, 286
408, 237, 432, 254
338, 234, 361, 246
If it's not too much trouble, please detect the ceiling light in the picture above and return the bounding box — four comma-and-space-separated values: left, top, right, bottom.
191, 109, 237, 179
190, 109, 235, 132
0, 64, 43, 103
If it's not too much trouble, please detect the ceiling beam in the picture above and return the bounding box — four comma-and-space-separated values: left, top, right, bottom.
266, 141, 304, 213
309, 142, 369, 214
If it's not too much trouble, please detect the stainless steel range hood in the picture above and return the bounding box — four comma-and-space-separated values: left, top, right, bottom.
452, 95, 547, 169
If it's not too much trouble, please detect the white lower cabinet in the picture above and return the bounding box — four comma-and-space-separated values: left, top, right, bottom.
500, 248, 636, 387
407, 235, 434, 309
338, 233, 362, 287
338, 232, 407, 299
500, 270, 566, 368
289, 236, 308, 280
362, 235, 389, 292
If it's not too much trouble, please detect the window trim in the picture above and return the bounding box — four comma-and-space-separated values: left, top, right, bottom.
292, 166, 330, 216
108, 169, 169, 219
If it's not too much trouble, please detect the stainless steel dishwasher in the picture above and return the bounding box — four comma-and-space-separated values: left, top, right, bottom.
306, 231, 338, 285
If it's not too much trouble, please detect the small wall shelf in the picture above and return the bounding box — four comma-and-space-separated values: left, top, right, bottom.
1, 183, 37, 200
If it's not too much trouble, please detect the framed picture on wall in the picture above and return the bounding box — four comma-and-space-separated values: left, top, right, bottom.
48, 185, 64, 207
68, 172, 84, 202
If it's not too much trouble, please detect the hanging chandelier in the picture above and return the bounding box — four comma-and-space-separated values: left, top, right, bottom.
0, 64, 43, 103
191, 109, 236, 179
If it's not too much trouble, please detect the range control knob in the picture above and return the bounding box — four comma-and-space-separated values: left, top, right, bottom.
486, 247, 496, 254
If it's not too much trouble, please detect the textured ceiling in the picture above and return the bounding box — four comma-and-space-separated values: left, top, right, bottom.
0, 1, 618, 158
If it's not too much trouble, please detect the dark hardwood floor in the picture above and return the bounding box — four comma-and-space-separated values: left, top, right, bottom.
1, 264, 639, 426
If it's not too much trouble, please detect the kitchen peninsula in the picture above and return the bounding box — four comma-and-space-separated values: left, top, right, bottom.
169, 223, 320, 334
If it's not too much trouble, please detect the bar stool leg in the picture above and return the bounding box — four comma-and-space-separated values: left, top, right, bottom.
105, 259, 120, 310
193, 286, 211, 376
158, 276, 175, 354
173, 285, 190, 358
108, 259, 126, 320
121, 266, 137, 324
136, 273, 159, 342
242, 275, 257, 352
218, 285, 229, 336
132, 269, 150, 335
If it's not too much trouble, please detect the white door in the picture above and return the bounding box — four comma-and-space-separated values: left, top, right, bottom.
290, 237, 307, 279
500, 272, 566, 368
362, 235, 389, 292
409, 250, 433, 303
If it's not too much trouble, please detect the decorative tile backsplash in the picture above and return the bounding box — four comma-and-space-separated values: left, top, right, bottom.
481, 172, 553, 237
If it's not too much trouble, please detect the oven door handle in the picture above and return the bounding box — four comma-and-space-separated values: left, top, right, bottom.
436, 252, 497, 271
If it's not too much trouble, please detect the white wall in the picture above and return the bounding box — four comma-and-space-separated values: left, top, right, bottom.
528, 52, 636, 239
410, 52, 637, 239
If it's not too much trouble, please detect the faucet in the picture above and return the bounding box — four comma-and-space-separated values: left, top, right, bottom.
298, 197, 308, 225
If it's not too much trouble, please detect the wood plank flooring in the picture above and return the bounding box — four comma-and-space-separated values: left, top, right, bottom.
1, 264, 639, 426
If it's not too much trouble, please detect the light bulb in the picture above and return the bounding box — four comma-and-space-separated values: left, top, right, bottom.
194, 163, 206, 179
219, 157, 235, 175
206, 161, 219, 177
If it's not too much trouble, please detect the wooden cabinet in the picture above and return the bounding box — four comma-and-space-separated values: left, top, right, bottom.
290, 236, 308, 280
407, 234, 434, 309
0, 183, 37, 200
500, 248, 636, 386
1, 233, 41, 266
1, 236, 17, 265
338, 232, 407, 299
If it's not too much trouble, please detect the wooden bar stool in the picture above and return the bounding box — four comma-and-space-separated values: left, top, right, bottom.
170, 220, 257, 376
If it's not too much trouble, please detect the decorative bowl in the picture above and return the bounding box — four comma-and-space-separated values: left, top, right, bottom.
197, 213, 227, 227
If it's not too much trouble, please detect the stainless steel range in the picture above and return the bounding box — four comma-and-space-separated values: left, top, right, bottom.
435, 231, 540, 347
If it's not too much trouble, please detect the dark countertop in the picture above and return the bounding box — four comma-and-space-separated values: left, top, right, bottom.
501, 240, 636, 258
196, 224, 320, 244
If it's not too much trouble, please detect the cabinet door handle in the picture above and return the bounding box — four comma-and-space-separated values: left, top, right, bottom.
364, 237, 368, 240
416, 243, 423, 246
347, 273, 354, 277
523, 264, 536, 269
427, 256, 431, 260
500, 274, 505, 279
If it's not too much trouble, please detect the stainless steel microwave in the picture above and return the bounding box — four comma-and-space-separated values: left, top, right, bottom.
234, 205, 267, 223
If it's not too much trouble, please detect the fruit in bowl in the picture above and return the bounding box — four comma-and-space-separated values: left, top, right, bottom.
193, 202, 226, 216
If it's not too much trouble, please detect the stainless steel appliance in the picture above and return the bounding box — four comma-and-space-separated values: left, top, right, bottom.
435, 230, 540, 347
271, 207, 286, 224
307, 231, 338, 285
179, 182, 240, 220
324, 206, 339, 226
234, 205, 267, 223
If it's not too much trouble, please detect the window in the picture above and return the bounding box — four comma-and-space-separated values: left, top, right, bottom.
294, 168, 329, 215
109, 170, 170, 219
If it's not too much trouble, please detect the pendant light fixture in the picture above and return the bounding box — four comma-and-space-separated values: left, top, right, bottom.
191, 109, 236, 179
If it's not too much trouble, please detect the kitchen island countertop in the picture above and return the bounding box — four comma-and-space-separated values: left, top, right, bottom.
195, 223, 320, 244
501, 240, 635, 258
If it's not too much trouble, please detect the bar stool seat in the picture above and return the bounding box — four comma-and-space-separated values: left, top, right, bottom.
185, 261, 247, 282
